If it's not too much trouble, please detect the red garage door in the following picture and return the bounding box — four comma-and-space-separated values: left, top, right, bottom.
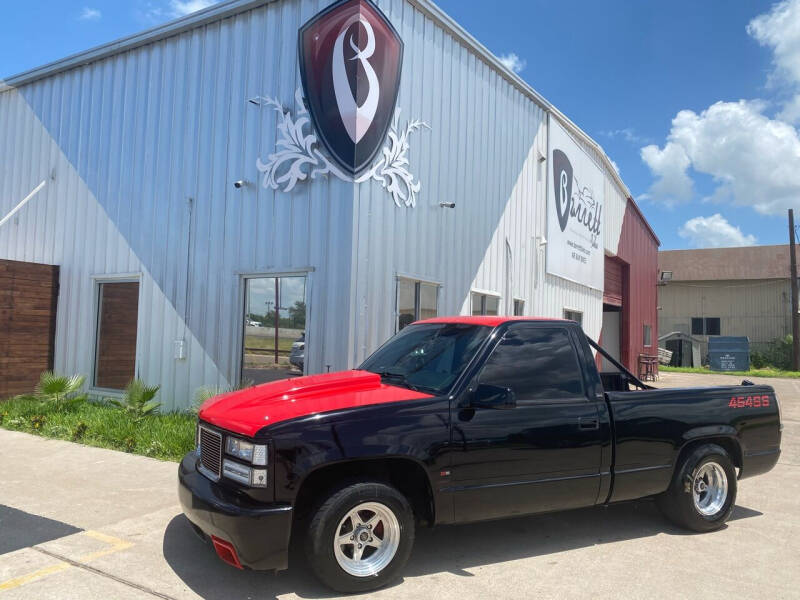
604, 257, 624, 307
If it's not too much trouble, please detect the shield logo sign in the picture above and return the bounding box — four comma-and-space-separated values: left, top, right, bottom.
299, 0, 404, 176
552, 149, 573, 232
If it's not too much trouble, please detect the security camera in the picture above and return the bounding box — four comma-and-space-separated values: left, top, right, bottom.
439, 201, 456, 208
233, 180, 247, 189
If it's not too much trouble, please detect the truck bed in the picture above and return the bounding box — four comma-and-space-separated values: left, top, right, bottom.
604, 384, 782, 503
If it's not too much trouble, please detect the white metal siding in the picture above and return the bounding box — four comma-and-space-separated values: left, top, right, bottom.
348, 0, 606, 365
1, 0, 357, 408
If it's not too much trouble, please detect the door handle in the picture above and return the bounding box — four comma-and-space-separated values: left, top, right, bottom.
579, 417, 600, 430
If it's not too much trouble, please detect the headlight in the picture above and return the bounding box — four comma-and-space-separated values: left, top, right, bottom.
222, 460, 268, 488
226, 437, 254, 461
225, 436, 268, 466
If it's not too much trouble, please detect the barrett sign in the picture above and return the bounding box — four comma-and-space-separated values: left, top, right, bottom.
546, 119, 604, 291
299, 0, 403, 176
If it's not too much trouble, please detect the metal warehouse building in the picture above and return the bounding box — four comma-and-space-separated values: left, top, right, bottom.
0, 0, 659, 409
659, 245, 798, 359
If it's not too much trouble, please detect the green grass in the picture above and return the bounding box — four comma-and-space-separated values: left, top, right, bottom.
0, 396, 196, 461
660, 365, 800, 379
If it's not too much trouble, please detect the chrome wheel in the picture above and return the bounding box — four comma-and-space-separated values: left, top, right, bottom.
333, 502, 400, 577
692, 461, 728, 516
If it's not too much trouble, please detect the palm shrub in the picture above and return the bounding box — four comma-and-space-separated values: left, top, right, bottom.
19, 372, 87, 408
111, 380, 161, 419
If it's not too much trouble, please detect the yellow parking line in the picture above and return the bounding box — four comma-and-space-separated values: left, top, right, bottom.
79, 531, 134, 561
0, 530, 134, 593
0, 563, 70, 592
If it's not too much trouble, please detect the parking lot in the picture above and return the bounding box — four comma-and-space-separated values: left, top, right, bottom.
1, 371, 797, 599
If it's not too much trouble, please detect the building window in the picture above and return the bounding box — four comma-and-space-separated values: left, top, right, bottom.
397, 278, 439, 330
563, 309, 583, 326
513, 299, 525, 316
692, 317, 720, 336
242, 275, 307, 384
643, 324, 652, 347
471, 292, 500, 316
94, 281, 139, 390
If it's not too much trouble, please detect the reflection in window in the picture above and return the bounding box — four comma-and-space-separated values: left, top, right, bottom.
471, 292, 501, 316
242, 275, 307, 384
396, 278, 439, 331
478, 327, 584, 401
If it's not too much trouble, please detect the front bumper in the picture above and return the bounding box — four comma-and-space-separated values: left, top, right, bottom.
178, 452, 293, 571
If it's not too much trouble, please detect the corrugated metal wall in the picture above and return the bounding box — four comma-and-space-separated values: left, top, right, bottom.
1, 0, 640, 406
347, 2, 613, 365
1, 0, 357, 408
659, 279, 790, 356
616, 201, 659, 368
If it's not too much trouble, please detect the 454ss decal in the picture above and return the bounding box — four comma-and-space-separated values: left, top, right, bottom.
729, 395, 771, 408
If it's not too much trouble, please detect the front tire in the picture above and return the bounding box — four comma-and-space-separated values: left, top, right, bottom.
306, 481, 415, 593
656, 443, 737, 532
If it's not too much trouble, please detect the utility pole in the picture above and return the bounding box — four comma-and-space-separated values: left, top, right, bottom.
789, 209, 800, 370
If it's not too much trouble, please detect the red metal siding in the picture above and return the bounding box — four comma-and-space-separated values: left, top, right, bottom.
616, 199, 660, 371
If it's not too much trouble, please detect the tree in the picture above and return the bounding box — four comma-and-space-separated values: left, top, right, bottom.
288, 301, 306, 328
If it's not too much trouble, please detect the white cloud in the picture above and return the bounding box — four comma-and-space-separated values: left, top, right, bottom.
641, 100, 800, 215
640, 140, 693, 205
600, 127, 650, 144
141, 0, 217, 22
169, 0, 216, 16
679, 214, 757, 248
748, 0, 800, 123
79, 7, 101, 21
498, 53, 526, 74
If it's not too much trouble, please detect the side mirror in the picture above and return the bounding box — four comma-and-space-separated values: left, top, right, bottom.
472, 383, 516, 409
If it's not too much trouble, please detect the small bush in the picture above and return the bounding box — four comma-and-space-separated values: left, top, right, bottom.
110, 380, 161, 419
18, 371, 87, 408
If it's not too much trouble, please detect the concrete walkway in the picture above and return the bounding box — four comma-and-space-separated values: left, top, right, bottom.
0, 371, 797, 599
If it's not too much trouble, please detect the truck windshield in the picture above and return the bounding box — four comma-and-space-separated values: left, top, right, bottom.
360, 323, 491, 394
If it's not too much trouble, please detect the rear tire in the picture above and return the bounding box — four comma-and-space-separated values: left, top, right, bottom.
656, 443, 737, 532
305, 481, 414, 593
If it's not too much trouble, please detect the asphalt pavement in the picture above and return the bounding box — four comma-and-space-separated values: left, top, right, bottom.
0, 371, 797, 599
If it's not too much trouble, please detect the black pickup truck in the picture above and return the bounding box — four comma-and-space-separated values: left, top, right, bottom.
179, 316, 782, 592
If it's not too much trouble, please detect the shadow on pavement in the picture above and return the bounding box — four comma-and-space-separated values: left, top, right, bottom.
0, 504, 82, 555
162, 500, 762, 599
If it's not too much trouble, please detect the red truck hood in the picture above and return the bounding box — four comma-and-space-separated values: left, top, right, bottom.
198, 370, 434, 437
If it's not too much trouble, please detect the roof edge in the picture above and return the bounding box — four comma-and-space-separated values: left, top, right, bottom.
625, 195, 660, 246
2, 0, 271, 90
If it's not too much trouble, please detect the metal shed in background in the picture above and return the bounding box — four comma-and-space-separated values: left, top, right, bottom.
0, 0, 659, 408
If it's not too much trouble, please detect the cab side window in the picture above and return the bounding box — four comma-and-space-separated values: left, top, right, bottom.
478, 327, 584, 401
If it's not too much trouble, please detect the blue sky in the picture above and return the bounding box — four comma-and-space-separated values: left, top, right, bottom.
2, 0, 800, 250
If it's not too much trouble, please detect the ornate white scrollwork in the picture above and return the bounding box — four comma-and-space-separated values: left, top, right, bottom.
256, 88, 429, 208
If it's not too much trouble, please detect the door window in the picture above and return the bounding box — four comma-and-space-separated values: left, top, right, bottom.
478, 327, 584, 402
242, 275, 307, 384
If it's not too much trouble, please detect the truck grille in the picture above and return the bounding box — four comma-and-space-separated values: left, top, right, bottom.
198, 426, 222, 480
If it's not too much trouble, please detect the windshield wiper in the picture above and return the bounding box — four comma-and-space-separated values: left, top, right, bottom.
375, 369, 421, 392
